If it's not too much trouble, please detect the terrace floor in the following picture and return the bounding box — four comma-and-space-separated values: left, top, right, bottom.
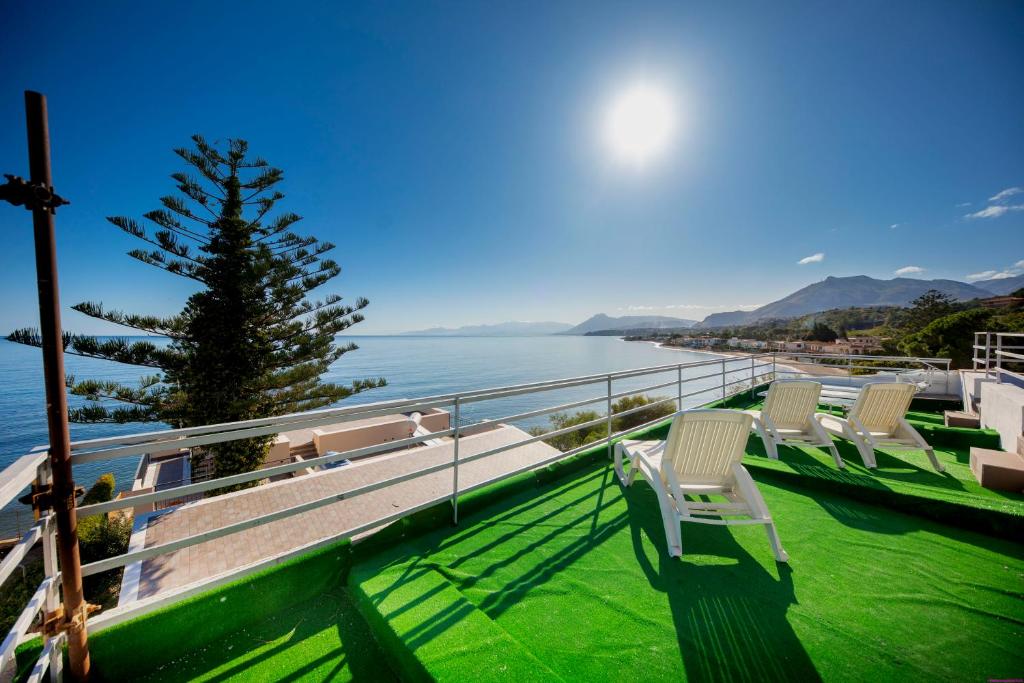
20, 399, 1024, 681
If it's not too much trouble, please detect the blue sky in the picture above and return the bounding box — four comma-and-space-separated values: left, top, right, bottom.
1, 0, 1022, 334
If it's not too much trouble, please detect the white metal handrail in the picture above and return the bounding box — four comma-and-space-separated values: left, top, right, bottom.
974, 331, 1024, 384
0, 349, 945, 680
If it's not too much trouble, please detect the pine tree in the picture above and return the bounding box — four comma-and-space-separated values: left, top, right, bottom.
8, 136, 384, 479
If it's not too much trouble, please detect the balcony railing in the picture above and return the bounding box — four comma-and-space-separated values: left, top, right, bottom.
974, 331, 1024, 388
0, 349, 955, 681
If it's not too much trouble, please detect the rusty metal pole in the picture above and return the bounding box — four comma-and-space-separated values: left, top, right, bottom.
24, 90, 91, 679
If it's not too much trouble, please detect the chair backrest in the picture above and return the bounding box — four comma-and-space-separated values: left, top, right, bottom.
849, 382, 915, 434
762, 380, 822, 430
662, 410, 753, 485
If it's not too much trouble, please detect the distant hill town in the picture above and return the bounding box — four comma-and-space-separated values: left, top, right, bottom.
404, 274, 1024, 336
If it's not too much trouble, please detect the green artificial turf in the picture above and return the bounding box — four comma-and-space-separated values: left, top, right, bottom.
14, 386, 1021, 682
135, 586, 394, 682
350, 460, 1024, 682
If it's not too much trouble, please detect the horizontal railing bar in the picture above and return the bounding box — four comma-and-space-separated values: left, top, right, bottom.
0, 519, 46, 588
70, 401, 459, 464
78, 426, 458, 516
609, 394, 679, 421
0, 451, 46, 511
680, 385, 721, 401
69, 358, 754, 462
0, 577, 53, 673
66, 357, 746, 454
465, 392, 610, 433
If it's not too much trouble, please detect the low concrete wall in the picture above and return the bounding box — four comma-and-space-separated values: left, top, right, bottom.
313, 418, 414, 455
980, 381, 1024, 451
416, 409, 450, 433
265, 434, 291, 467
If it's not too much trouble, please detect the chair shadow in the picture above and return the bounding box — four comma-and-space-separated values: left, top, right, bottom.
623, 483, 822, 683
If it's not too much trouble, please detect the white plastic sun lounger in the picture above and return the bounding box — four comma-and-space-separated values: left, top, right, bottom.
614, 410, 788, 562
815, 382, 943, 472
746, 379, 844, 468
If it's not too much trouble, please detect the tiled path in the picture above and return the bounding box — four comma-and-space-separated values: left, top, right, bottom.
131, 426, 560, 599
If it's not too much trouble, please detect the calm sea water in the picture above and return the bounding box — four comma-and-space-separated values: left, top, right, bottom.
0, 335, 738, 536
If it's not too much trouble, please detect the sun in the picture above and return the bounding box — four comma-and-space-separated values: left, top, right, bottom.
603, 82, 677, 167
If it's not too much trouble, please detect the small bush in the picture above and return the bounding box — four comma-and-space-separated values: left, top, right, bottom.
81, 472, 115, 506
530, 395, 677, 452
611, 395, 675, 433
77, 473, 131, 609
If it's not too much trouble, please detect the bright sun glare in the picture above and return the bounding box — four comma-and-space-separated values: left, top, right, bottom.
603, 82, 676, 167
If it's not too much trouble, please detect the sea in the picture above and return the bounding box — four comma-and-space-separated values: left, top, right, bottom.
0, 335, 744, 537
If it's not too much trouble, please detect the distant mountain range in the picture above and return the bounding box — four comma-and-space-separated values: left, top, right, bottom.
402, 274, 1021, 336
558, 314, 698, 335
403, 321, 573, 336
974, 273, 1024, 296
699, 275, 1004, 328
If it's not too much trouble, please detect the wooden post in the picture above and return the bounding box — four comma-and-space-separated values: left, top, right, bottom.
24, 90, 91, 679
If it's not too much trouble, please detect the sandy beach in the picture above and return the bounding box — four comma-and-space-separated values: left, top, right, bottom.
637, 339, 850, 378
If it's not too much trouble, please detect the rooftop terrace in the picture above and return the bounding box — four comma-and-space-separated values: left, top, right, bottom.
4, 350, 1023, 681
10, 387, 1023, 682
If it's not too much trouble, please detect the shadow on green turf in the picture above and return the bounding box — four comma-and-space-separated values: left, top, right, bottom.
622, 478, 823, 683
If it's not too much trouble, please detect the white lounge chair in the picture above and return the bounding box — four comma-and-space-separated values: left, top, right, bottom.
614, 410, 788, 562
746, 379, 844, 468
815, 382, 943, 472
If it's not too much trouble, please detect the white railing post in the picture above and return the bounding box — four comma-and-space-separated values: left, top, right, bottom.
451, 397, 460, 524
606, 376, 613, 458
996, 334, 1003, 383
676, 365, 682, 410
35, 460, 61, 683
750, 356, 756, 398
720, 359, 726, 400
772, 351, 777, 380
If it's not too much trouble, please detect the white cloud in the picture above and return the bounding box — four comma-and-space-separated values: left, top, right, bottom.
797, 252, 825, 265
889, 223, 903, 230
894, 266, 925, 276
989, 187, 1023, 203
965, 204, 1024, 219
1015, 260, 1024, 269
955, 202, 972, 208
966, 269, 1017, 281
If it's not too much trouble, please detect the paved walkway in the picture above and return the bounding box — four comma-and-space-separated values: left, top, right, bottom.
126, 425, 560, 600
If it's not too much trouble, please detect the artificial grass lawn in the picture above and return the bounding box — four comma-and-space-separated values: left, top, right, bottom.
15, 539, 396, 682
351, 460, 1024, 682
136, 587, 393, 682
736, 403, 1024, 536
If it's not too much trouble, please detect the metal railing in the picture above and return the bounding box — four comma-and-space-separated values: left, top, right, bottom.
973, 332, 1024, 386
0, 349, 952, 681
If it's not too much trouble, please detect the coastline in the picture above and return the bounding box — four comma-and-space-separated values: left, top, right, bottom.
637, 339, 849, 378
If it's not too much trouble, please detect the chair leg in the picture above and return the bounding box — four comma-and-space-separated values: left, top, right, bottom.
848, 432, 877, 468
924, 448, 945, 473
828, 443, 844, 469
653, 483, 682, 557
750, 418, 778, 459
614, 443, 635, 486
763, 521, 789, 563
731, 464, 788, 562
810, 420, 844, 469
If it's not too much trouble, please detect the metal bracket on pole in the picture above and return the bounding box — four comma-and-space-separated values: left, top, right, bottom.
0, 174, 69, 213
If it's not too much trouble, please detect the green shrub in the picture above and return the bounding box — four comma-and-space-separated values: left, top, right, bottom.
81, 472, 115, 506
77, 473, 131, 609
529, 395, 676, 452
611, 395, 675, 433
